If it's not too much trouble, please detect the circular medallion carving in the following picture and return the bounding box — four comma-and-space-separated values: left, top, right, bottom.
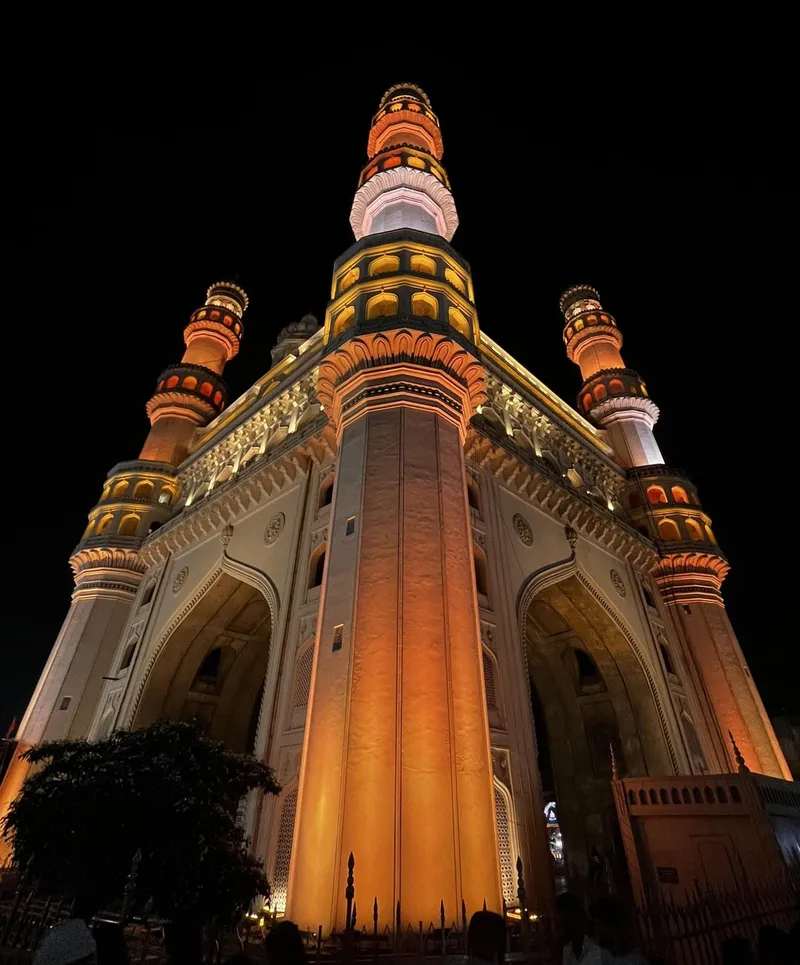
172, 567, 188, 594
610, 569, 626, 597
513, 513, 534, 546
264, 512, 286, 546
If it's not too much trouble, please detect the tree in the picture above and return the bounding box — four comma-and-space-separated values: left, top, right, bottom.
2, 721, 280, 953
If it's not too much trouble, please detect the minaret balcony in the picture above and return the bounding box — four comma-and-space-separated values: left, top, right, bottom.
578, 368, 653, 419
147, 363, 227, 421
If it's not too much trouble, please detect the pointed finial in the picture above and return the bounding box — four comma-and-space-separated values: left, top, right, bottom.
482, 898, 487, 911
729, 731, 750, 772
220, 523, 234, 547
609, 741, 619, 781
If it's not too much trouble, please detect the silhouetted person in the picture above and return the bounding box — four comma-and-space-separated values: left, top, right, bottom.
264, 920, 308, 965
466, 910, 507, 964
589, 895, 647, 964
721, 936, 756, 965
556, 892, 601, 965
757, 925, 791, 965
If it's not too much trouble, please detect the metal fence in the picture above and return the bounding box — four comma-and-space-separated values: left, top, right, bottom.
636, 873, 799, 965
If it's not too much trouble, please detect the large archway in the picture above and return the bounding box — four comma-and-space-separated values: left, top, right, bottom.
524, 574, 671, 894
133, 573, 272, 754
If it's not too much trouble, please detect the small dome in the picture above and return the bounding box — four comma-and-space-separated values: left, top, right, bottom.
271, 314, 321, 365
379, 83, 432, 110
559, 284, 602, 318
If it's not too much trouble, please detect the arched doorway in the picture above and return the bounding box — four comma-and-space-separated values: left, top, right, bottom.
523, 574, 670, 895
133, 573, 272, 754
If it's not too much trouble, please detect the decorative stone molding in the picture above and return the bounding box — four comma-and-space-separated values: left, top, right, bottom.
172, 567, 188, 594
466, 424, 656, 571
318, 330, 486, 439
139, 421, 337, 567
651, 551, 730, 606
610, 569, 627, 597
220, 523, 234, 547
299, 615, 318, 644
310, 527, 327, 551
480, 621, 496, 652
264, 513, 285, 546
350, 168, 457, 240
513, 513, 534, 546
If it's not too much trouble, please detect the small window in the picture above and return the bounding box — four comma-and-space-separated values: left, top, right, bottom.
366, 293, 398, 319
159, 487, 174, 506
120, 641, 137, 671
642, 584, 657, 609
467, 479, 480, 512
141, 582, 155, 606
647, 486, 668, 505
482, 651, 498, 710
59, 697, 72, 711
574, 648, 604, 693
660, 642, 677, 677
410, 254, 436, 275
345, 516, 356, 536
309, 546, 327, 589
319, 476, 334, 509
332, 624, 344, 652
474, 547, 489, 598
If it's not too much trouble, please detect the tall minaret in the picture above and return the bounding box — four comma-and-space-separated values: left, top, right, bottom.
561, 285, 790, 779
289, 85, 501, 931
0, 284, 247, 857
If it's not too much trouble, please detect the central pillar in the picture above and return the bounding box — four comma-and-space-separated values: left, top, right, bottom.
289, 337, 501, 932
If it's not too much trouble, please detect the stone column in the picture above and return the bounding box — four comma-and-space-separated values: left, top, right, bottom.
288, 334, 501, 932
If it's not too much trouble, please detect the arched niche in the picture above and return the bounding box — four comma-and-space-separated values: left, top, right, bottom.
131, 572, 274, 754
521, 572, 673, 893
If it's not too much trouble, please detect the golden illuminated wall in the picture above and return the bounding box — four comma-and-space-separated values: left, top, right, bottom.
288, 401, 501, 931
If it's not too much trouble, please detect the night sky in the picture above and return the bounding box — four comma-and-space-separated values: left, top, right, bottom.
10, 66, 797, 730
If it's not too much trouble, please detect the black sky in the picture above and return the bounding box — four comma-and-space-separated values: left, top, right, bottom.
11, 63, 797, 728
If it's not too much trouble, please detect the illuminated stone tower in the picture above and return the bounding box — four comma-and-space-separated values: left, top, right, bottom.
0, 283, 248, 851
561, 285, 789, 778
288, 84, 502, 931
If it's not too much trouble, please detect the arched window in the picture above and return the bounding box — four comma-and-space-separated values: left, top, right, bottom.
112, 480, 129, 498
182, 376, 197, 390
582, 393, 593, 411
83, 519, 95, 539
593, 384, 607, 402
365, 293, 398, 320
200, 382, 213, 397
159, 486, 174, 506
118, 514, 139, 536
133, 480, 154, 500
166, 375, 179, 388
410, 254, 436, 275
572, 648, 605, 694
628, 492, 642, 510
292, 646, 314, 711
309, 545, 327, 589
445, 268, 466, 293
119, 638, 137, 671
647, 486, 668, 505
659, 642, 677, 677
96, 513, 114, 535
671, 486, 690, 504
482, 650, 498, 711
334, 305, 355, 337
705, 524, 716, 543
271, 785, 298, 913
448, 307, 470, 338
609, 379, 625, 394
494, 782, 517, 905
339, 266, 360, 293
319, 475, 334, 509
368, 255, 400, 276
685, 518, 704, 541
466, 478, 480, 513
658, 519, 681, 541
474, 546, 489, 598
411, 292, 438, 319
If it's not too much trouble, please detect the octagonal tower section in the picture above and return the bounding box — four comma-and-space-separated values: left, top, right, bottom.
289, 86, 502, 934
561, 285, 789, 780
0, 283, 248, 860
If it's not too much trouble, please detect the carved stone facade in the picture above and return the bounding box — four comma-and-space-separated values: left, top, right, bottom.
1, 83, 792, 918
